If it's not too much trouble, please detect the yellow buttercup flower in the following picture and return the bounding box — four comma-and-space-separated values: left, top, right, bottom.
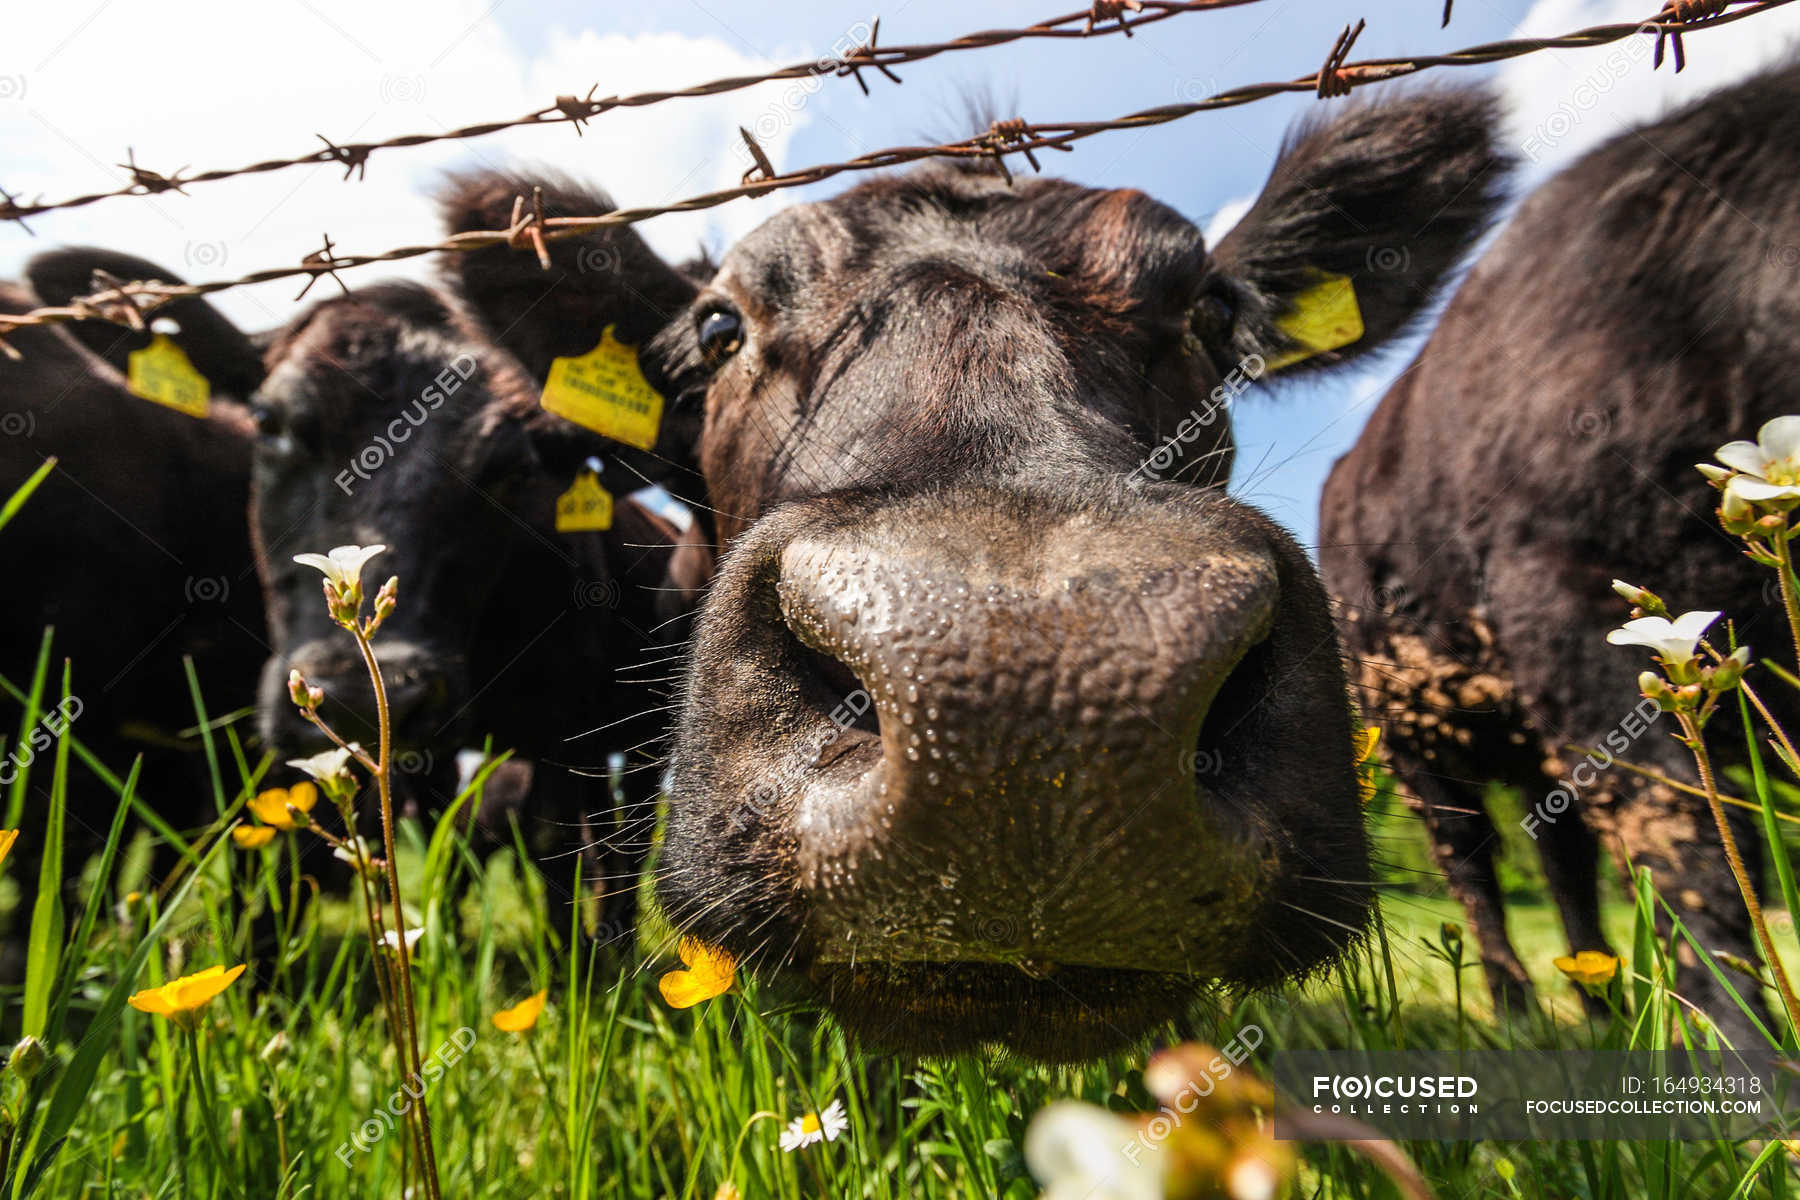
1354, 726, 1382, 806
1553, 950, 1621, 987
493, 989, 548, 1033
128, 964, 247, 1026
232, 825, 277, 850
0, 829, 18, 869
659, 937, 737, 1009
246, 782, 318, 831
714, 1185, 743, 1200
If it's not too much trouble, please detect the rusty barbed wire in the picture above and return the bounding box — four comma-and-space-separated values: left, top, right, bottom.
0, 0, 1265, 228
0, 0, 1787, 357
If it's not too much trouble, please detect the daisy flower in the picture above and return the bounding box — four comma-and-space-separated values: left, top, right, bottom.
780, 1098, 848, 1152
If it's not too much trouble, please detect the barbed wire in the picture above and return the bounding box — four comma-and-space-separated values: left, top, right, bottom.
0, 0, 1788, 355
0, 0, 1263, 227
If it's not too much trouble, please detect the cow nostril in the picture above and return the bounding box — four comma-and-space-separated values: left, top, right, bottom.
796, 645, 881, 747
1189, 636, 1272, 782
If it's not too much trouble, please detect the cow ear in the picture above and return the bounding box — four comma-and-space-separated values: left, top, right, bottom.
1208, 87, 1511, 376
24, 248, 266, 398
436, 168, 698, 382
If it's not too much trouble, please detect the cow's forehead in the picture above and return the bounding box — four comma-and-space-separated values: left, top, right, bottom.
714, 170, 1203, 316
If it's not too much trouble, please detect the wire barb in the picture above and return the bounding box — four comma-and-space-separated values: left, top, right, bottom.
1653, 0, 1732, 72
738, 126, 779, 187
836, 17, 905, 94
1086, 0, 1146, 35
116, 148, 190, 196
78, 270, 150, 331
315, 134, 372, 181
504, 188, 554, 270
1317, 18, 1368, 98
554, 85, 604, 135
0, 186, 35, 236
295, 234, 352, 300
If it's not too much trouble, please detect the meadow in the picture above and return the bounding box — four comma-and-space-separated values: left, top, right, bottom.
2, 461, 1800, 1200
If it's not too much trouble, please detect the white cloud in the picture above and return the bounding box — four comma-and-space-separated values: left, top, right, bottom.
0, 2, 810, 333
1201, 192, 1254, 249
1498, 0, 1800, 180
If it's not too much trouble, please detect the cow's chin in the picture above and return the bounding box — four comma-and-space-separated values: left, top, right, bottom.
798, 960, 1207, 1060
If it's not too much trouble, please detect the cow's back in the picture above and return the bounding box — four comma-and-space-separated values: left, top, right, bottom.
1324, 58, 1800, 743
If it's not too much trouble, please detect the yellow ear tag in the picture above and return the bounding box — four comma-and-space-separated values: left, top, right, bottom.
540, 324, 664, 450
555, 470, 613, 532
127, 334, 211, 418
1264, 272, 1364, 371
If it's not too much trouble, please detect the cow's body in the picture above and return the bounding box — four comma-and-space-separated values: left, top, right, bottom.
1322, 61, 1800, 1041
0, 254, 266, 883
247, 280, 710, 931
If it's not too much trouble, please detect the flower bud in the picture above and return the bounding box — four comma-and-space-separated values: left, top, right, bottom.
1611, 580, 1668, 618
8, 1035, 49, 1080
287, 668, 313, 710
1639, 672, 1683, 711
260, 1031, 290, 1064
1710, 645, 1752, 693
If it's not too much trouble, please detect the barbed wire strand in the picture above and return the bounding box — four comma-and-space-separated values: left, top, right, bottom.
0, 0, 1787, 355
0, 0, 1263, 227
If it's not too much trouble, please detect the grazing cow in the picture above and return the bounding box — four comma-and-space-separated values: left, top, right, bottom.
0, 250, 267, 880
443, 88, 1511, 1058
1321, 60, 1800, 1043
247, 279, 709, 932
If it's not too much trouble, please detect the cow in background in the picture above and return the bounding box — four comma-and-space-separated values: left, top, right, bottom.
1322, 59, 1800, 1045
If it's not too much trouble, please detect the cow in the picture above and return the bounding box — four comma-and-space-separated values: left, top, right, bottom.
246, 277, 710, 934
438, 87, 1512, 1058
0, 250, 267, 900
1321, 59, 1800, 1046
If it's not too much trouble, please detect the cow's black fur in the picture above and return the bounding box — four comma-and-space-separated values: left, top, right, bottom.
1322, 59, 1800, 1046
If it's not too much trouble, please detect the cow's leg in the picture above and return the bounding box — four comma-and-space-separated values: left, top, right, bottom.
1523, 778, 1613, 1017
1391, 759, 1535, 1014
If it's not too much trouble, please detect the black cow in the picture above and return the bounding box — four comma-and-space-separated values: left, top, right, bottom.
0, 250, 266, 890
1322, 60, 1800, 1045
442, 88, 1510, 1058
246, 279, 709, 932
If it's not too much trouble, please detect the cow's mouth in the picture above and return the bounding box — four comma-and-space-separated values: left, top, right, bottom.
801, 960, 1206, 1061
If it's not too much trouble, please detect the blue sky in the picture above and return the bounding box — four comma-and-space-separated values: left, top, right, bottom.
5, 0, 1796, 547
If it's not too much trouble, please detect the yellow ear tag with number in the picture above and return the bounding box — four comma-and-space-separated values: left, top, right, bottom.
1264, 272, 1364, 371
127, 334, 211, 418
555, 470, 613, 532
540, 324, 664, 450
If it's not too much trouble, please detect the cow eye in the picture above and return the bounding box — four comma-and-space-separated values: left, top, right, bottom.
249, 404, 282, 436
697, 307, 744, 366
1188, 286, 1237, 348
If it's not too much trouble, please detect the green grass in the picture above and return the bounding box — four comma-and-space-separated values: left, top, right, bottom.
0, 720, 1795, 1200
3, 450, 1799, 1198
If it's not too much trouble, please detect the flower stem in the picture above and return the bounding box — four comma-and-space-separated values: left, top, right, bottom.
1677, 713, 1800, 1041
353, 626, 441, 1200
1773, 533, 1800, 669
184, 1024, 244, 1198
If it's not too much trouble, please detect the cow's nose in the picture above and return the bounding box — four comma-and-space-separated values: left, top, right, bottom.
282, 639, 454, 746
768, 498, 1278, 969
